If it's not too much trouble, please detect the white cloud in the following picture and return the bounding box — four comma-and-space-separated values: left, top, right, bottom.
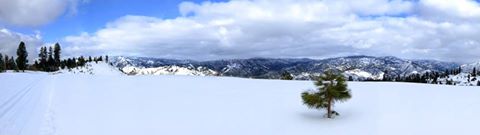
63, 0, 480, 63
0, 0, 85, 26
0, 28, 43, 61
418, 0, 480, 22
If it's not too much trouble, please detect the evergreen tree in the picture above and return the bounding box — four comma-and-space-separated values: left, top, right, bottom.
280, 71, 293, 80
105, 55, 109, 63
382, 70, 389, 81
53, 43, 61, 67
77, 56, 86, 66
473, 67, 477, 77
468, 74, 471, 83
60, 60, 66, 69
9, 56, 17, 72
4, 55, 9, 70
34, 60, 40, 70
15, 42, 28, 72
72, 57, 77, 67
38, 46, 48, 71
0, 54, 4, 72
301, 72, 352, 118
46, 46, 56, 71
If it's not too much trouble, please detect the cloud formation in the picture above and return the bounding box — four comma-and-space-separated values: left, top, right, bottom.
0, 0, 85, 26
0, 28, 43, 61
63, 0, 480, 63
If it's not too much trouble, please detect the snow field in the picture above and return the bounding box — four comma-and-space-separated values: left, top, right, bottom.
1, 71, 480, 135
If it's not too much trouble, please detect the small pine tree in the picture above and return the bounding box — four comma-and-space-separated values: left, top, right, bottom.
15, 42, 28, 72
382, 70, 389, 81
301, 72, 352, 118
473, 67, 477, 77
468, 74, 471, 83
280, 71, 293, 80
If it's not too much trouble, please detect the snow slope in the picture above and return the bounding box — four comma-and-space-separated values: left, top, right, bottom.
1, 73, 480, 135
55, 62, 123, 76
121, 65, 217, 76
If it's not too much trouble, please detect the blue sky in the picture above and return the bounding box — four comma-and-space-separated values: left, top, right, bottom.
1, 0, 480, 63
9, 0, 226, 42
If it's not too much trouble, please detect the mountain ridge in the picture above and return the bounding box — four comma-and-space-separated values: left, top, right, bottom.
110, 55, 466, 80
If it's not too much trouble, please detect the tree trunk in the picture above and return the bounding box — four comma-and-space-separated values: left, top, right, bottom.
327, 96, 332, 118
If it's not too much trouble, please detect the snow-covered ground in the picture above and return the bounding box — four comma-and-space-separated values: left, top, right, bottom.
1, 65, 480, 135
55, 62, 124, 76
438, 73, 480, 86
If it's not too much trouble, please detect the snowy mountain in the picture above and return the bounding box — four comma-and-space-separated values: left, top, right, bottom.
436, 61, 480, 86
110, 56, 460, 80
121, 65, 218, 76
461, 61, 480, 73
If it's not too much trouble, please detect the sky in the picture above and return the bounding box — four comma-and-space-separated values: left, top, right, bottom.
0, 0, 480, 63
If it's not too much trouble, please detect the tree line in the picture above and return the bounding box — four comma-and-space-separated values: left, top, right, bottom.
0, 41, 108, 73
280, 66, 480, 86
362, 66, 480, 86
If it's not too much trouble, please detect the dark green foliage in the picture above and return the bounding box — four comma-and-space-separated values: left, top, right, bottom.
38, 46, 48, 71
0, 54, 4, 72
77, 56, 87, 66
33, 60, 40, 70
9, 56, 18, 72
54, 43, 61, 67
477, 81, 480, 86
473, 67, 476, 77
301, 72, 352, 118
4, 55, 9, 70
280, 71, 293, 80
382, 70, 391, 81
15, 42, 28, 72
348, 76, 353, 81
446, 79, 453, 85
44, 46, 58, 71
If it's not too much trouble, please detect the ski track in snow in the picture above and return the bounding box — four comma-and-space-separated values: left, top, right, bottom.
40, 76, 56, 135
0, 76, 46, 135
